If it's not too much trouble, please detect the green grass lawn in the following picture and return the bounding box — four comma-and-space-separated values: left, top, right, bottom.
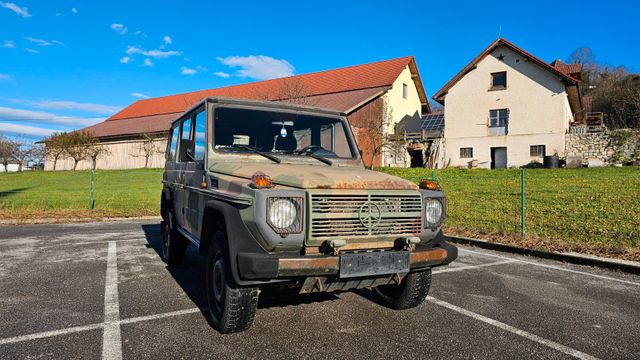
0, 168, 163, 219
378, 167, 640, 257
1, 166, 638, 258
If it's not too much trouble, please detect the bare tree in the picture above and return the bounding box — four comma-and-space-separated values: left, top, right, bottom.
130, 132, 160, 168
12, 144, 32, 172
44, 132, 69, 171
85, 135, 110, 170
276, 78, 318, 106
349, 96, 395, 169
29, 143, 45, 170
0, 135, 19, 172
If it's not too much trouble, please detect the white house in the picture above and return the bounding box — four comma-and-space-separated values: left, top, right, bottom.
432, 38, 583, 168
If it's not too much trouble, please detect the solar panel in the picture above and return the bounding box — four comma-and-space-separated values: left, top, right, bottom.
420, 113, 444, 131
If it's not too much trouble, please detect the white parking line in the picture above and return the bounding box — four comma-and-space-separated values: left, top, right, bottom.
102, 241, 122, 360
427, 296, 600, 360
432, 259, 516, 274
458, 248, 640, 286
0, 308, 202, 346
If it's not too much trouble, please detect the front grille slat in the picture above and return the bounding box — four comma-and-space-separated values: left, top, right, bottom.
310, 193, 423, 239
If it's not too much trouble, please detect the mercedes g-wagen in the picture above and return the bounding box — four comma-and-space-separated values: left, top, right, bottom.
160, 97, 457, 333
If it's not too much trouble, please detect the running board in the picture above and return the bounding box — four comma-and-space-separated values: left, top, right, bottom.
175, 226, 201, 248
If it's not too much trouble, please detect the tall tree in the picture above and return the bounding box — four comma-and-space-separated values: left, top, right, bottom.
0, 135, 19, 172
44, 132, 69, 171
130, 132, 161, 168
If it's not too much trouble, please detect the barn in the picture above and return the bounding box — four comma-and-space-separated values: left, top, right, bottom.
46, 57, 431, 170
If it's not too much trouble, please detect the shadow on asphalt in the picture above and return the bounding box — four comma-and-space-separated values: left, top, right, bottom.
140, 223, 340, 316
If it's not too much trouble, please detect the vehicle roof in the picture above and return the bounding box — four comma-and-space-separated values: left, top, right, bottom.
171, 97, 347, 126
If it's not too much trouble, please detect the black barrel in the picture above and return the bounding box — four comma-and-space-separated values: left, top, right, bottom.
543, 155, 559, 168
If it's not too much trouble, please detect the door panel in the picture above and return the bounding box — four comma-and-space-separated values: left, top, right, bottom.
491, 147, 507, 169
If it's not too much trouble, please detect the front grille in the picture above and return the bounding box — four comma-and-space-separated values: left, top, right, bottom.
309, 193, 423, 239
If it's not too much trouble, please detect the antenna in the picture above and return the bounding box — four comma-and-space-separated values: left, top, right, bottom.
498, 26, 502, 38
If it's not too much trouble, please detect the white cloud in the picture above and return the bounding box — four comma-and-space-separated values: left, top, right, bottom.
0, 106, 104, 126
163, 36, 172, 45
110, 23, 128, 35
9, 100, 121, 115
131, 92, 150, 99
25, 37, 51, 46
1, 40, 15, 48
180, 65, 207, 75
217, 55, 295, 80
23, 48, 39, 54
51, 40, 64, 46
0, 74, 12, 81
119, 56, 130, 64
126, 45, 181, 59
143, 58, 153, 67
0, 2, 31, 18
71, 7, 77, 14
0, 123, 57, 137
133, 30, 147, 37
180, 66, 196, 75
213, 71, 231, 78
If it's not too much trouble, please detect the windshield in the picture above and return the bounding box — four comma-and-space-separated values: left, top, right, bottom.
213, 107, 356, 159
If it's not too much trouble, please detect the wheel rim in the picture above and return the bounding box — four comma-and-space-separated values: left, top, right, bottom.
212, 257, 225, 305
162, 223, 170, 259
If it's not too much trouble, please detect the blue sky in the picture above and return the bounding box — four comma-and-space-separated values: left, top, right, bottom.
1, 0, 638, 142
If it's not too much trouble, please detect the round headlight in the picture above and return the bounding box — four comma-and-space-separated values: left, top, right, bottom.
424, 198, 444, 227
269, 199, 297, 229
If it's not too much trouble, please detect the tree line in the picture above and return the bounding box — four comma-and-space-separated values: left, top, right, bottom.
0, 131, 109, 172
568, 48, 640, 129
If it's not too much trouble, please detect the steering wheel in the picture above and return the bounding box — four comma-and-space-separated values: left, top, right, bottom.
296, 145, 325, 154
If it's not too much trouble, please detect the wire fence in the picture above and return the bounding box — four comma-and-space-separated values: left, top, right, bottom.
427, 167, 640, 251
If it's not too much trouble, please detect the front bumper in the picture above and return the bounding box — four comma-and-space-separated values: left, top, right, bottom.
237, 242, 458, 280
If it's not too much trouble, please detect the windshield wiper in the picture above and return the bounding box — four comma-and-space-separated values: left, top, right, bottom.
306, 153, 333, 166
219, 144, 281, 164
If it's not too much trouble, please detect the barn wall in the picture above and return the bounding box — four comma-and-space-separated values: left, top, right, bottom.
45, 138, 168, 171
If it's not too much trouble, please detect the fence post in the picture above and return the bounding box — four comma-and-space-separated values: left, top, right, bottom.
90, 158, 95, 210
520, 168, 525, 240
431, 170, 436, 181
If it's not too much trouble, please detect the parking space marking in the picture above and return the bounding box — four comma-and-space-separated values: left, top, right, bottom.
0, 308, 202, 347
102, 241, 122, 360
0, 323, 103, 346
427, 296, 600, 360
432, 259, 516, 274
458, 248, 640, 286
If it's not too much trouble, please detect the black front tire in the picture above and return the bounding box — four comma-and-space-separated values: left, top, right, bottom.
206, 230, 259, 333
160, 218, 188, 265
373, 270, 432, 310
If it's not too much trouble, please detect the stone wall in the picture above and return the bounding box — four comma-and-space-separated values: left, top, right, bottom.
565, 130, 639, 166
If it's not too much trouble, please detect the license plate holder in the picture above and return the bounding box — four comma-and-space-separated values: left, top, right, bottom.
339, 252, 410, 278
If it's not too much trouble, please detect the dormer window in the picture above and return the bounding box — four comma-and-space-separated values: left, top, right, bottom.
490, 71, 507, 90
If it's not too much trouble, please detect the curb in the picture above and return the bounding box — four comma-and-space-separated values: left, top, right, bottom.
446, 235, 640, 275
0, 216, 162, 226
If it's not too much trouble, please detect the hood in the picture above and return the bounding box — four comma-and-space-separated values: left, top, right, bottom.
212, 163, 418, 190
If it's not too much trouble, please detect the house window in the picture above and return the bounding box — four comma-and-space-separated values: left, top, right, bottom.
530, 145, 546, 157
488, 108, 509, 136
402, 83, 408, 99
490, 71, 507, 89
460, 147, 473, 158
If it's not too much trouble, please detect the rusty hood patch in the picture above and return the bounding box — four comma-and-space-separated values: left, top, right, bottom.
211, 163, 418, 190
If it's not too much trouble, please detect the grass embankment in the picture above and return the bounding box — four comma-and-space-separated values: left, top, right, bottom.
1, 167, 638, 260
379, 167, 640, 260
0, 168, 162, 220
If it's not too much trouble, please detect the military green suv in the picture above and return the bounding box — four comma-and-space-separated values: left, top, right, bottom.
160, 97, 457, 333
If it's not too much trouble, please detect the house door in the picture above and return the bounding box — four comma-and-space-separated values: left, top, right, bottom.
491, 147, 507, 169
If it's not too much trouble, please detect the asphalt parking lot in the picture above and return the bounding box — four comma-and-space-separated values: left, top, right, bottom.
0, 221, 638, 360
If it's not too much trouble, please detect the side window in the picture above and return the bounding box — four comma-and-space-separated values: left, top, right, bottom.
167, 126, 180, 161
179, 117, 193, 162
193, 110, 206, 161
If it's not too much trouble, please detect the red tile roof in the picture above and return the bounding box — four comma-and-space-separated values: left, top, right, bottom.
550, 59, 583, 80
84, 87, 391, 139
109, 57, 418, 121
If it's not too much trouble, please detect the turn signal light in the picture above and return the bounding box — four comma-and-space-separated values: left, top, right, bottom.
419, 179, 441, 191
250, 172, 274, 189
